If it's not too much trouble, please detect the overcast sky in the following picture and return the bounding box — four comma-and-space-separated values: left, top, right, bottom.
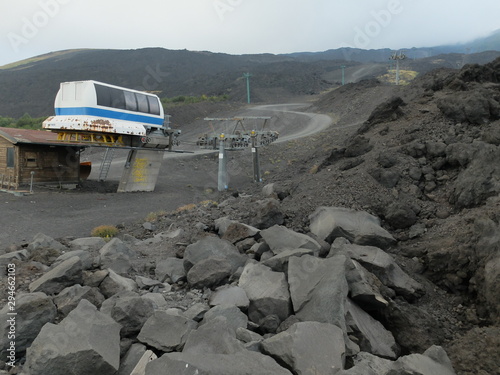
1, 0, 499, 66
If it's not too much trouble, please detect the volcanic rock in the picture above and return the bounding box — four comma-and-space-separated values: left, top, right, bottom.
24, 299, 121, 375
208, 285, 250, 309
145, 351, 293, 375
0, 292, 57, 354
186, 257, 232, 289
183, 236, 246, 273
262, 321, 346, 375
29, 256, 83, 295
260, 225, 321, 254
53, 284, 105, 316
155, 257, 186, 283
138, 310, 196, 352
309, 207, 396, 249
238, 262, 291, 325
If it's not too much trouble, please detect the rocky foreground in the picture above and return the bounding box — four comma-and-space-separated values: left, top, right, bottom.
1, 197, 460, 375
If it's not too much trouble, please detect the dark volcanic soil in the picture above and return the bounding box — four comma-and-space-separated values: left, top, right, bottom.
1, 60, 500, 374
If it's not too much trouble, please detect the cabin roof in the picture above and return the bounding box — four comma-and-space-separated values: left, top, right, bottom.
0, 127, 62, 146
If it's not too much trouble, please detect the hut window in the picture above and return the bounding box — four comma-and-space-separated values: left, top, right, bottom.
6, 148, 14, 168
26, 157, 37, 167
25, 152, 38, 167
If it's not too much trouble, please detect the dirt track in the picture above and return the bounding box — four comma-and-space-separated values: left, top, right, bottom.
0, 102, 332, 249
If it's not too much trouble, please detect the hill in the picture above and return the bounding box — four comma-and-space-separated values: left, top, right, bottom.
1, 36, 500, 118
0, 48, 342, 118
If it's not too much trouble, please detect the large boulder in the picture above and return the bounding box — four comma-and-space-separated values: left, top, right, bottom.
208, 285, 250, 309
249, 198, 285, 229
387, 345, 457, 375
183, 237, 247, 273
309, 207, 396, 249
201, 305, 248, 334
27, 233, 67, 252
334, 243, 424, 299
0, 292, 57, 354
262, 248, 314, 272
110, 295, 155, 337
288, 255, 348, 331
183, 316, 245, 354
99, 269, 138, 298
155, 257, 186, 283
221, 221, 260, 244
238, 262, 291, 326
346, 299, 399, 359
69, 237, 106, 251
260, 225, 321, 254
52, 250, 93, 270
0, 250, 29, 269
53, 284, 105, 316
117, 343, 147, 375
336, 351, 392, 375
262, 321, 346, 375
138, 311, 197, 352
98, 237, 137, 274
186, 257, 232, 289
145, 351, 292, 375
29, 256, 83, 295
344, 257, 388, 310
24, 299, 121, 375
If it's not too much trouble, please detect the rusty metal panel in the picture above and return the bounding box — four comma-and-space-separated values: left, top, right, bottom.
43, 116, 147, 136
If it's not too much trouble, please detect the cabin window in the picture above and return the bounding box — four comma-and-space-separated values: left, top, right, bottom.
6, 148, 14, 168
148, 96, 161, 115
136, 94, 150, 113
124, 91, 138, 112
95, 84, 112, 107
95, 84, 126, 109
109, 87, 126, 109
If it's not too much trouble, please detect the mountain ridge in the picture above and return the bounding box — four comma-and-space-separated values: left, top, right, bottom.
1, 30, 499, 118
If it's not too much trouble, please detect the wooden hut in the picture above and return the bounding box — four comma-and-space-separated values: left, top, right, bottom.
0, 127, 83, 189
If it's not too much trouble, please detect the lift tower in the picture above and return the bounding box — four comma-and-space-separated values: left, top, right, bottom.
389, 51, 406, 85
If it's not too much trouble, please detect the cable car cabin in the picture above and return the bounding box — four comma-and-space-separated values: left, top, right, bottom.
43, 80, 172, 148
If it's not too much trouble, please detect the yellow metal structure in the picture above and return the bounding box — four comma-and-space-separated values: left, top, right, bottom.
56, 131, 125, 146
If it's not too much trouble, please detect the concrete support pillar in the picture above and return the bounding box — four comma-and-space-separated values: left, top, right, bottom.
117, 149, 164, 192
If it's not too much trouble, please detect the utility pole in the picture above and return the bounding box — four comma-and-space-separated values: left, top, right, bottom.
389, 51, 406, 85
341, 65, 346, 85
218, 134, 228, 191
243, 73, 252, 103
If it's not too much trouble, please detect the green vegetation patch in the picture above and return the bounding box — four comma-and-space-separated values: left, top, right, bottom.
161, 94, 228, 108
378, 69, 419, 85
0, 114, 47, 130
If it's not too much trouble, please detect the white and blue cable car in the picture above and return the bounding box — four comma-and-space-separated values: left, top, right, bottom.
43, 80, 179, 148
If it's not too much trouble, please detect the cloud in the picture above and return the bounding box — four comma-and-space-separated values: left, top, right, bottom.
0, 0, 499, 66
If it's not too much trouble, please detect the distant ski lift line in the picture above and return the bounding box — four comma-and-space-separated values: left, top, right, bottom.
204, 116, 272, 133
